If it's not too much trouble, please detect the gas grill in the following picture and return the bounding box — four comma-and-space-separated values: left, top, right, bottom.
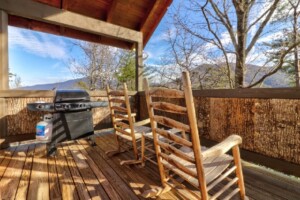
27, 90, 107, 155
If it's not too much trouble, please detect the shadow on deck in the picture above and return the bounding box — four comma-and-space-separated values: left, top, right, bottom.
0, 130, 299, 199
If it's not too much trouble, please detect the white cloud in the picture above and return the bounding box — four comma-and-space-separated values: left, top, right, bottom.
204, 31, 233, 50
256, 31, 284, 44
8, 26, 68, 60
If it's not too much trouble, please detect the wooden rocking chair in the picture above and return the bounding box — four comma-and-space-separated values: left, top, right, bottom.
142, 71, 246, 199
106, 83, 155, 166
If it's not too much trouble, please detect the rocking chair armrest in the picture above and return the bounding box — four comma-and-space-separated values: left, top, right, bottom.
202, 135, 242, 158
134, 118, 151, 126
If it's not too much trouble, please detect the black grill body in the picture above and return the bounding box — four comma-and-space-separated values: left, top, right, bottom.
27, 90, 107, 155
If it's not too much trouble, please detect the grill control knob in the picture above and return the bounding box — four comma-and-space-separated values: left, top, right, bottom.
37, 104, 44, 109
64, 104, 71, 109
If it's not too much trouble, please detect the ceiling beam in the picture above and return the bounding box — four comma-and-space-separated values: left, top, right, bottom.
140, 0, 172, 45
0, 0, 142, 44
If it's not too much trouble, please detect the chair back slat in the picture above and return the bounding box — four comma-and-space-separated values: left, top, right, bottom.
151, 102, 187, 115
153, 116, 190, 132
110, 98, 126, 104
111, 106, 128, 113
115, 127, 131, 137
159, 152, 198, 178
112, 113, 129, 121
155, 128, 192, 147
115, 121, 130, 129
157, 140, 195, 163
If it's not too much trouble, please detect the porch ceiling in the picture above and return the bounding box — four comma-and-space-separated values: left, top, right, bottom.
6, 0, 172, 49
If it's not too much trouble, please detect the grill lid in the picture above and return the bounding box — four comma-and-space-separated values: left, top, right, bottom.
54, 90, 90, 103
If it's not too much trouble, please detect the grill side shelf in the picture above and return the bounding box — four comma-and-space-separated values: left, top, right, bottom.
27, 103, 55, 112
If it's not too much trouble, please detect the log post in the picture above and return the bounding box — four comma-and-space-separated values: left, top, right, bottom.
0, 10, 8, 149
135, 41, 143, 120
135, 41, 143, 91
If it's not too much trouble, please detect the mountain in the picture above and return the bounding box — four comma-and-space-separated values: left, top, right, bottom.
19, 64, 290, 90
20, 77, 87, 90
191, 63, 290, 88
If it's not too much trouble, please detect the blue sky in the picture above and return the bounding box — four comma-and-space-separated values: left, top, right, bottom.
8, 8, 171, 87
8, 0, 284, 87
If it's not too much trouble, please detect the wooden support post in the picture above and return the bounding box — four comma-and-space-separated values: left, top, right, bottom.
135, 42, 143, 121
0, 10, 8, 90
135, 42, 143, 91
0, 10, 8, 149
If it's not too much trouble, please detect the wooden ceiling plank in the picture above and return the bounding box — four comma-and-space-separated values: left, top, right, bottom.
139, 0, 157, 31
0, 0, 142, 44
61, 0, 68, 9
106, 0, 118, 23
141, 0, 172, 45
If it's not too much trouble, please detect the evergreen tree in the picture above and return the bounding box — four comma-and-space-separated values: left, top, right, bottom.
115, 51, 136, 90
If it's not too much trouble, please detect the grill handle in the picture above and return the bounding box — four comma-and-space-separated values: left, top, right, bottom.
55, 97, 88, 102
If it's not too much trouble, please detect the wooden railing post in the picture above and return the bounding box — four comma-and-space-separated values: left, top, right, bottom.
0, 10, 8, 149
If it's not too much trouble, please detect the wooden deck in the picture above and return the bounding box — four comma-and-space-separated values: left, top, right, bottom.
0, 131, 300, 200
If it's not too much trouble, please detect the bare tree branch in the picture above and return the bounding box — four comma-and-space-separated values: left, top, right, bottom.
246, 0, 280, 55
246, 40, 300, 88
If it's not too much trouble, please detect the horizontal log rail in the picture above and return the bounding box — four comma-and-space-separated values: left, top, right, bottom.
140, 88, 300, 99
0, 90, 137, 98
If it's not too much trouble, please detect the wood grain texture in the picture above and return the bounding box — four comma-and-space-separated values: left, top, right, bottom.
15, 144, 35, 200
0, 134, 300, 199
67, 141, 110, 200
0, 144, 28, 199
27, 143, 49, 200
61, 143, 91, 200
55, 144, 79, 200
73, 141, 121, 200
77, 139, 140, 200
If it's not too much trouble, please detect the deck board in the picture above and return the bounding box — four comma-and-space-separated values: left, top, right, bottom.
0, 131, 299, 200
56, 143, 79, 200
0, 144, 28, 199
15, 144, 35, 200
27, 143, 49, 200
48, 154, 61, 200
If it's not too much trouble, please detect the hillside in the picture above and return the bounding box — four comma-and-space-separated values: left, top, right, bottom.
20, 77, 86, 90
19, 64, 290, 90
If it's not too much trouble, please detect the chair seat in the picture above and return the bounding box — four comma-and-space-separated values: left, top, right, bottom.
162, 146, 233, 188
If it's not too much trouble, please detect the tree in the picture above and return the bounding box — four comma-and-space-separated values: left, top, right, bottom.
266, 0, 300, 87
173, 0, 300, 88
69, 41, 122, 90
13, 75, 22, 88
146, 23, 232, 89
115, 50, 136, 90
8, 68, 22, 89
